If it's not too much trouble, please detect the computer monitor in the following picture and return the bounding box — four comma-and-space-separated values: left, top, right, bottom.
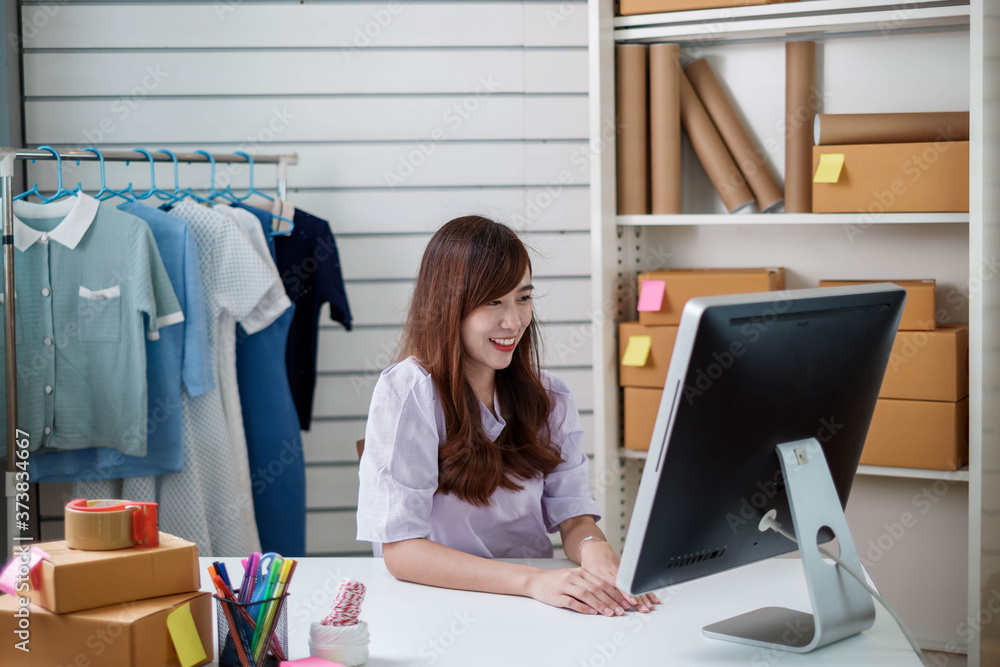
616, 284, 906, 652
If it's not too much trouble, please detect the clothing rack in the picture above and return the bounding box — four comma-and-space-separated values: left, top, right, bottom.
0, 147, 299, 556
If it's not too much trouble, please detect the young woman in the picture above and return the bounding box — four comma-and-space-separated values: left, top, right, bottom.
357, 216, 660, 616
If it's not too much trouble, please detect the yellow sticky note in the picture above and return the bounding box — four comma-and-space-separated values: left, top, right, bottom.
622, 336, 652, 367
813, 153, 845, 183
166, 602, 207, 667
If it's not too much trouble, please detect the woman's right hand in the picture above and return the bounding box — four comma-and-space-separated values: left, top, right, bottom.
527, 567, 635, 616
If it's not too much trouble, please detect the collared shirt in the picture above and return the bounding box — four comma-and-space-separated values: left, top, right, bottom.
1, 194, 182, 457
272, 204, 351, 430
29, 202, 213, 482
356, 358, 601, 559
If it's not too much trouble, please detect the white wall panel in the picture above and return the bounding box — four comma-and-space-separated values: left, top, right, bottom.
26, 96, 587, 144
305, 512, 371, 555
339, 276, 590, 327
306, 466, 360, 509
303, 419, 369, 464
24, 0, 592, 557
26, 142, 591, 190
296, 186, 590, 234
23, 3, 586, 49
25, 49, 587, 97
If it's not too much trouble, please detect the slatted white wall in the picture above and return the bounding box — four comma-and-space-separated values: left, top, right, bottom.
22, 1, 593, 556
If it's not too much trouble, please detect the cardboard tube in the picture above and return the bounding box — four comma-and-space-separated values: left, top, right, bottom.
616, 44, 649, 214
785, 41, 816, 213
650, 44, 682, 214
815, 112, 970, 145
679, 72, 754, 214
685, 59, 783, 212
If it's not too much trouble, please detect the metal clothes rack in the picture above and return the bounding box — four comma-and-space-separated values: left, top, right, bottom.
1, 147, 299, 557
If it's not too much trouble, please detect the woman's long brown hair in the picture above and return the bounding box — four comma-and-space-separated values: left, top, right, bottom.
398, 216, 564, 506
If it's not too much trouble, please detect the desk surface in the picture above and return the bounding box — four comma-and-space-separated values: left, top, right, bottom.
200, 556, 922, 666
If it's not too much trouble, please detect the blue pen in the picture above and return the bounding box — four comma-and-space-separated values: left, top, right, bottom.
217, 562, 233, 591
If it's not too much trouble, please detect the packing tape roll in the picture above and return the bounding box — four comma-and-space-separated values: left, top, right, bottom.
64, 499, 159, 550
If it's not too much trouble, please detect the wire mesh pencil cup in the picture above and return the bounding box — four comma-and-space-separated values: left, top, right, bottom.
214, 592, 289, 667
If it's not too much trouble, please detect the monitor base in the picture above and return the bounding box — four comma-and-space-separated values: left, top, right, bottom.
701, 438, 876, 653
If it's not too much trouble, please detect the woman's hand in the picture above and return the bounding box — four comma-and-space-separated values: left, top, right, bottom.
579, 540, 661, 613
526, 567, 635, 616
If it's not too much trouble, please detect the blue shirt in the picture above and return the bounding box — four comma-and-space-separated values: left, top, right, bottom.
29, 202, 214, 482
226, 203, 306, 556
274, 206, 351, 429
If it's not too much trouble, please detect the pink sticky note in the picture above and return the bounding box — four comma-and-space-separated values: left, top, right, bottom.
280, 658, 346, 667
637, 280, 666, 312
0, 546, 49, 597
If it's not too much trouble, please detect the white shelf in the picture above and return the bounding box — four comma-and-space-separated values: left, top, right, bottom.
617, 212, 970, 226
856, 464, 970, 482
614, 0, 970, 44
619, 448, 970, 482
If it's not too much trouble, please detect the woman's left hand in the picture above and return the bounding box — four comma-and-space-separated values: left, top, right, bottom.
580, 541, 661, 613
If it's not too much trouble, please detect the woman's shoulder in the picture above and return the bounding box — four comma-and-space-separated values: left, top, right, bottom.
377, 356, 436, 395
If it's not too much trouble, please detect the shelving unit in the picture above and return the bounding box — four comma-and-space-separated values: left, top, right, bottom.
588, 0, 998, 664
621, 448, 971, 482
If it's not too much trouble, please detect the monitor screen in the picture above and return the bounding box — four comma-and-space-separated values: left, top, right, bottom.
617, 284, 905, 596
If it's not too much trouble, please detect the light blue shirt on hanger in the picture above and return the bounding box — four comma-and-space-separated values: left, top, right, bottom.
28, 201, 213, 482
1, 194, 183, 458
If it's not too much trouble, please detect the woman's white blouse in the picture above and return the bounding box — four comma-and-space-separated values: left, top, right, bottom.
356, 357, 601, 558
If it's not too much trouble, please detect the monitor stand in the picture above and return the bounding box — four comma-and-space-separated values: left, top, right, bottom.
702, 438, 876, 652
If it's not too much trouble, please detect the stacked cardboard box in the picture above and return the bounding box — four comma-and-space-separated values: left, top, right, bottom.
621, 268, 785, 450
819, 279, 969, 470
0, 532, 212, 666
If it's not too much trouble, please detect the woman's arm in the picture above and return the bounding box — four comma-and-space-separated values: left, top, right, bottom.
383, 537, 636, 616
558, 515, 661, 613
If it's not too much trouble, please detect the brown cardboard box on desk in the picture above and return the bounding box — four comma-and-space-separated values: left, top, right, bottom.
619, 0, 795, 15
625, 386, 663, 451
638, 268, 785, 326
811, 142, 969, 213
880, 324, 969, 402
818, 279, 936, 331
861, 397, 969, 470
22, 532, 199, 614
619, 321, 679, 388
0, 590, 212, 667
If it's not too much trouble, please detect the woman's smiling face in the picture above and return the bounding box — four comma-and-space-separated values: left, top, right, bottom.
461, 269, 533, 379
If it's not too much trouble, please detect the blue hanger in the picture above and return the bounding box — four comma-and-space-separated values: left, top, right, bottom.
78, 147, 132, 203
154, 149, 185, 206
15, 146, 76, 202
130, 148, 161, 201
233, 150, 294, 236
196, 149, 220, 200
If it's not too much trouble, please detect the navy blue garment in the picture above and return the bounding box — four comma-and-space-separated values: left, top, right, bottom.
232, 202, 306, 557
273, 206, 351, 430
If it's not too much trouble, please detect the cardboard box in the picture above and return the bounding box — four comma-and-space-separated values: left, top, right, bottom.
0, 590, 212, 667
812, 142, 969, 213
618, 0, 793, 16
619, 322, 679, 388
638, 268, 785, 326
818, 279, 936, 331
625, 387, 663, 451
22, 532, 199, 614
861, 397, 969, 470
880, 324, 969, 402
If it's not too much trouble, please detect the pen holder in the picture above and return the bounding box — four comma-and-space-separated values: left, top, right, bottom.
309, 620, 370, 667
214, 593, 289, 667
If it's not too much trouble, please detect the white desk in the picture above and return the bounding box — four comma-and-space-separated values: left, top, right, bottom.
200, 557, 922, 666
